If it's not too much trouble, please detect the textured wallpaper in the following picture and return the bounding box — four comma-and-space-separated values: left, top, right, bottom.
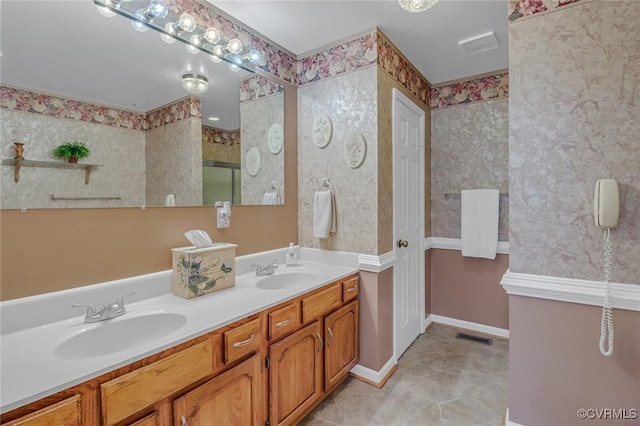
145, 118, 202, 207
298, 67, 378, 254
509, 0, 640, 283
202, 126, 240, 164
431, 98, 509, 241
240, 93, 285, 205
0, 110, 145, 209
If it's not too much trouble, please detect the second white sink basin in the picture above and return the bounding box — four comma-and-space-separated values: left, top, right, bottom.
256, 272, 317, 290
54, 312, 188, 359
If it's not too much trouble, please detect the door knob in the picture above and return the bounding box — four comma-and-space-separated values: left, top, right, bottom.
397, 239, 408, 248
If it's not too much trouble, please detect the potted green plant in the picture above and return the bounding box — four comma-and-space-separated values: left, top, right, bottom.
52, 141, 90, 163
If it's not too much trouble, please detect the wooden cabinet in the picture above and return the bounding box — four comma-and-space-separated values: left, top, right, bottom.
173, 354, 263, 426
268, 321, 323, 426
2, 273, 360, 426
324, 301, 359, 392
1, 395, 81, 426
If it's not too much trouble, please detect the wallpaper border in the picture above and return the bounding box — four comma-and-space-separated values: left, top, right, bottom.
430, 71, 509, 110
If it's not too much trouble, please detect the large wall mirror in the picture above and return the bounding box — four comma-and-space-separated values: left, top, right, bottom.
0, 0, 285, 209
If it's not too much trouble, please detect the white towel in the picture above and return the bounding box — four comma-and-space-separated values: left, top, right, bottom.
263, 192, 280, 205
313, 190, 336, 239
461, 189, 499, 259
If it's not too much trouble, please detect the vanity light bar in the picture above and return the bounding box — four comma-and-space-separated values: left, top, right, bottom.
92, 0, 262, 71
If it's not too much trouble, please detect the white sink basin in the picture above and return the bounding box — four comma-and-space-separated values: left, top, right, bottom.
256, 272, 317, 290
54, 312, 187, 359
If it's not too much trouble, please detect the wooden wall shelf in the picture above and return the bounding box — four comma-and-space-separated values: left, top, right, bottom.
2, 159, 101, 184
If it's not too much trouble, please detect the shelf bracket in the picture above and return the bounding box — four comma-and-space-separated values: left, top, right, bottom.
14, 160, 22, 183
85, 165, 93, 185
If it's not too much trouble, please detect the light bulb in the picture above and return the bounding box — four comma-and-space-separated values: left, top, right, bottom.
178, 13, 196, 32
246, 49, 261, 64
146, 0, 168, 19
209, 54, 222, 63
132, 10, 148, 32
96, 5, 116, 17
185, 42, 200, 54
226, 39, 243, 55
161, 23, 176, 43
202, 27, 221, 44
213, 45, 225, 58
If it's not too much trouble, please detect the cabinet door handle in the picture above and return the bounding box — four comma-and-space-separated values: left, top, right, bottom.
316, 333, 323, 352
276, 317, 293, 327
181, 415, 188, 426
233, 333, 255, 347
346, 286, 358, 292
327, 327, 334, 347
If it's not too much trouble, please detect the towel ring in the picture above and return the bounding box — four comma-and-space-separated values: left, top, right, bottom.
322, 178, 331, 188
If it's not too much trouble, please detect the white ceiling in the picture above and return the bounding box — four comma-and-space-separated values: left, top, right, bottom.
213, 0, 509, 84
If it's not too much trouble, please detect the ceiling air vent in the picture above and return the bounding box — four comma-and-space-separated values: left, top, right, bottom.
458, 31, 499, 55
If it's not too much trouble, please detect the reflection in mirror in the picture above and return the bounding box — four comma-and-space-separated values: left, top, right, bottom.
0, 0, 284, 209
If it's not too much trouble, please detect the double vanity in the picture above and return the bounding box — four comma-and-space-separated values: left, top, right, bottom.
0, 251, 360, 425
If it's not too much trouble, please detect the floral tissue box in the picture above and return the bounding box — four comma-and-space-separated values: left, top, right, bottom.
171, 243, 237, 299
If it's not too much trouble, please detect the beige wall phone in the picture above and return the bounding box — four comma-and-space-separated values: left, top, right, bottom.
593, 179, 620, 356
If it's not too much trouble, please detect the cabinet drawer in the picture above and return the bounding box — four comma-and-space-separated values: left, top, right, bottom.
101, 341, 213, 426
342, 276, 359, 302
224, 318, 261, 364
268, 301, 301, 341
302, 282, 342, 323
1, 395, 80, 426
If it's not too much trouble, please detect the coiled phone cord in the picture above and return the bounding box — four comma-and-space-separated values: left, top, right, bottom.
599, 228, 614, 356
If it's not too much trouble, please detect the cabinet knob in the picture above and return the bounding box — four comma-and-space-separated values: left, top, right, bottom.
397, 239, 409, 248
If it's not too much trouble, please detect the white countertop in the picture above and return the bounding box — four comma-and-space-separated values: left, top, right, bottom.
0, 255, 358, 413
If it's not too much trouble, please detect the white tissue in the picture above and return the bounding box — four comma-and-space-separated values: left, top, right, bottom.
184, 230, 213, 248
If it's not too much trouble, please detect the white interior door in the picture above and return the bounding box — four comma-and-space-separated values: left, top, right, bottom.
392, 88, 425, 358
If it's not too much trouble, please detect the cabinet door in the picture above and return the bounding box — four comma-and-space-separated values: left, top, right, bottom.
128, 412, 159, 426
269, 321, 323, 426
173, 354, 263, 426
324, 301, 359, 392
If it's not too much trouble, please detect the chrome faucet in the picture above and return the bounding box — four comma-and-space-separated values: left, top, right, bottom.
72, 292, 135, 323
251, 260, 279, 276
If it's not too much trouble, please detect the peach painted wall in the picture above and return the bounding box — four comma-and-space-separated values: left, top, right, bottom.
429, 249, 509, 329
509, 296, 640, 425
358, 268, 394, 371
0, 85, 298, 301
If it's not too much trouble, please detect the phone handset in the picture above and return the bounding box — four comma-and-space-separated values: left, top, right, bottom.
593, 179, 620, 357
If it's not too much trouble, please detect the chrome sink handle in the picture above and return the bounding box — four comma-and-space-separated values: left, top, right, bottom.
72, 292, 135, 323
251, 260, 279, 276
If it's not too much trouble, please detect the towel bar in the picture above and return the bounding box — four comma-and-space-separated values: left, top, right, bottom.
444, 190, 508, 196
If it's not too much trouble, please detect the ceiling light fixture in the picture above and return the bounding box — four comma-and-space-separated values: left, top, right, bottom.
208, 116, 220, 122
182, 73, 208, 94
94, 0, 264, 70
398, 0, 438, 13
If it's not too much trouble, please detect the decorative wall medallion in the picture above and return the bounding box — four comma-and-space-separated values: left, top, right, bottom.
245, 147, 261, 176
312, 114, 333, 148
343, 132, 367, 169
267, 123, 284, 154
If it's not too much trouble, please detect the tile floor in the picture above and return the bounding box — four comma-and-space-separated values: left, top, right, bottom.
299, 325, 509, 426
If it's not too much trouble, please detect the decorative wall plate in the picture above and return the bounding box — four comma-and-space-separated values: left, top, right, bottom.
343, 132, 367, 169
245, 147, 261, 176
312, 114, 333, 148
267, 123, 284, 155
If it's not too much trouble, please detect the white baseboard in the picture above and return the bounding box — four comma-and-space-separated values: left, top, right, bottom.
505, 409, 525, 426
426, 314, 509, 339
350, 355, 397, 386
